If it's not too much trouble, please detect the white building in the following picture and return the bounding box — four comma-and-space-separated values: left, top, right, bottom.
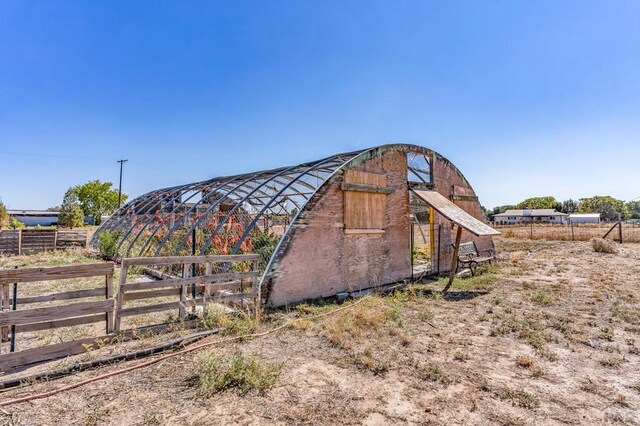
493, 209, 568, 225
568, 213, 601, 224
8, 210, 59, 226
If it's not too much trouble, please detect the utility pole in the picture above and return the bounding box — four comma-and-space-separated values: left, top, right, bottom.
117, 159, 128, 208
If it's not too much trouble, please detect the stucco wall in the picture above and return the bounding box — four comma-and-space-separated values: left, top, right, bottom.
266, 149, 411, 307
265, 146, 495, 307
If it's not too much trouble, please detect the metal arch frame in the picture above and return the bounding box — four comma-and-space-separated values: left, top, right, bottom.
169, 163, 305, 256
94, 144, 480, 281
196, 158, 346, 255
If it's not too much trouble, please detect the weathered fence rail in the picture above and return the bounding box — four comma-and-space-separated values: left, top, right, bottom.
115, 254, 260, 332
0, 253, 260, 371
0, 262, 114, 370
0, 229, 88, 255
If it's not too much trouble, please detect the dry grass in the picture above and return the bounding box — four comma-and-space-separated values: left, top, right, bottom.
591, 238, 619, 254
1, 238, 639, 425
193, 351, 282, 396
495, 223, 640, 243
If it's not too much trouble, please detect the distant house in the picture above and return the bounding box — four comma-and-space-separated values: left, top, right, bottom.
568, 213, 601, 224
493, 209, 568, 225
8, 210, 59, 226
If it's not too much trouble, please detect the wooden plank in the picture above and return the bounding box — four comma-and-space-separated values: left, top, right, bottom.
106, 273, 113, 334
122, 288, 181, 301
15, 314, 106, 333
121, 271, 259, 291
11, 287, 105, 304
0, 320, 201, 371
119, 292, 256, 318
113, 265, 128, 333
343, 170, 388, 230
118, 301, 181, 318
121, 253, 260, 267
0, 263, 115, 285
0, 299, 114, 327
344, 229, 385, 235
0, 336, 114, 371
122, 282, 244, 301
443, 226, 463, 293
340, 182, 394, 194
412, 190, 500, 237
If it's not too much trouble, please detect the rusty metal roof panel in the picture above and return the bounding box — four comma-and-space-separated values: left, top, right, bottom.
412, 190, 500, 236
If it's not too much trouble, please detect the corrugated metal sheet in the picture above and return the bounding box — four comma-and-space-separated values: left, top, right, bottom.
412, 190, 500, 237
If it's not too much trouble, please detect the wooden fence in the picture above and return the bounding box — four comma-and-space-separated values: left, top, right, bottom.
0, 253, 260, 371
0, 262, 114, 370
115, 254, 260, 332
0, 229, 89, 255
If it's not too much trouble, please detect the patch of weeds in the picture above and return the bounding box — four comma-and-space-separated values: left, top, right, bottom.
193, 351, 281, 396
530, 291, 555, 305
613, 394, 630, 407
201, 306, 259, 338
350, 349, 390, 375
599, 357, 626, 369
516, 355, 545, 377
453, 351, 469, 362
599, 326, 614, 342
418, 362, 453, 386
490, 412, 529, 426
494, 386, 540, 409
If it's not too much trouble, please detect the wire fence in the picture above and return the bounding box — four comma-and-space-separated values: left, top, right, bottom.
493, 223, 640, 243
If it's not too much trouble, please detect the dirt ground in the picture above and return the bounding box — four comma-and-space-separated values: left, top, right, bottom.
1, 238, 639, 425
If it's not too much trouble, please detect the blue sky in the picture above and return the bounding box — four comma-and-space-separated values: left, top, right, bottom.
1, 0, 639, 210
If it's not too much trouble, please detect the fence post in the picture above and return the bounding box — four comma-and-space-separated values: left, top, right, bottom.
114, 263, 128, 333
105, 271, 114, 334
17, 230, 22, 255
571, 221, 575, 241
179, 264, 188, 319
252, 258, 260, 320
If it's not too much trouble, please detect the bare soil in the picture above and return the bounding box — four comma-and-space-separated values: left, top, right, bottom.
1, 238, 639, 425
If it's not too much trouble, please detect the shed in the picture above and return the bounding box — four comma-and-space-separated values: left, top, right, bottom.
569, 213, 601, 224
92, 144, 497, 307
8, 210, 59, 227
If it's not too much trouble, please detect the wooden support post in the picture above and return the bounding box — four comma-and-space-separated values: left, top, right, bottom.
443, 226, 462, 293
571, 221, 575, 241
0, 283, 10, 351
179, 264, 188, 319
105, 272, 114, 334
252, 259, 260, 321
618, 214, 623, 244
17, 230, 22, 256
113, 264, 128, 333
204, 262, 212, 301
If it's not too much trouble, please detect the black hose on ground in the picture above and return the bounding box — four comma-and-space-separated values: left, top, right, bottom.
0, 328, 223, 391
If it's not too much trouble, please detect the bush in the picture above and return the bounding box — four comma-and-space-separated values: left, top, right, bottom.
591, 238, 618, 254
9, 218, 25, 229
194, 352, 281, 396
98, 230, 121, 259
0, 201, 8, 229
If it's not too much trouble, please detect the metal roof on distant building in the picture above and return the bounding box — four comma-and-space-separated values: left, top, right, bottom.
568, 213, 601, 218
493, 209, 568, 217
8, 210, 59, 216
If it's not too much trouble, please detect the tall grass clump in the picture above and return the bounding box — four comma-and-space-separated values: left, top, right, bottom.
591, 238, 618, 254
194, 352, 281, 396
98, 230, 121, 259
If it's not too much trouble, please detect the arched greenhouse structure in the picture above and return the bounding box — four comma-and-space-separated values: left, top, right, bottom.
93, 144, 497, 307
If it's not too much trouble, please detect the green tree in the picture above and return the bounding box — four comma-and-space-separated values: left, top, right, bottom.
560, 199, 579, 214
0, 201, 9, 229
625, 201, 640, 220
58, 188, 85, 228
492, 205, 515, 215
578, 196, 628, 222
75, 180, 126, 225
516, 196, 562, 211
